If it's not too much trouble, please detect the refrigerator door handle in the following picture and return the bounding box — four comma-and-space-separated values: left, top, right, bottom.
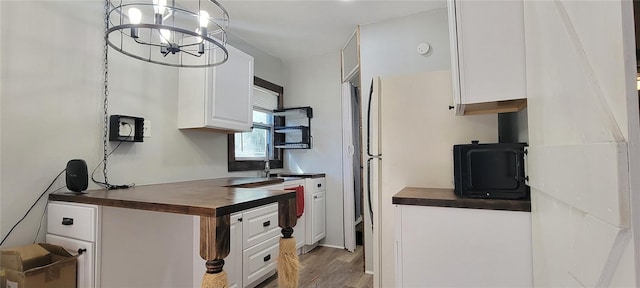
367, 79, 382, 159
365, 79, 381, 230
366, 157, 375, 229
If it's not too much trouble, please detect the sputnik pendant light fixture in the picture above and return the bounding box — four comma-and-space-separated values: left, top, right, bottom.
105, 0, 229, 68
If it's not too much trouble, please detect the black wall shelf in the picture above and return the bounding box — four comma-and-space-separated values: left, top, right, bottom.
274, 107, 312, 149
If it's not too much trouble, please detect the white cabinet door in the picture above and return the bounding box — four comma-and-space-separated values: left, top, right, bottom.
228, 213, 243, 288
311, 191, 326, 243
304, 178, 326, 245
293, 213, 305, 249
46, 234, 96, 288
448, 0, 526, 115
206, 45, 253, 131
341, 28, 359, 83
178, 44, 254, 132
395, 205, 532, 287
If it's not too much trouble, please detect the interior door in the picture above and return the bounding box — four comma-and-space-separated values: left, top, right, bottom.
342, 82, 356, 252
524, 1, 639, 286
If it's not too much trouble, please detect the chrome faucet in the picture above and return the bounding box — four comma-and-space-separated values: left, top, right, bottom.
263, 143, 271, 178
263, 159, 270, 178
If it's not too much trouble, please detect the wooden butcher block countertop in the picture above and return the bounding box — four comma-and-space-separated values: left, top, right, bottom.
49, 177, 295, 217
392, 187, 531, 212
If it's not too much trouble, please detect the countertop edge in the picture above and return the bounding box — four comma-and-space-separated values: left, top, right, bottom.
49, 193, 219, 216
392, 187, 531, 212
276, 173, 326, 179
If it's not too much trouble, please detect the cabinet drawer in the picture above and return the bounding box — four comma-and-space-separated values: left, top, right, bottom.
46, 234, 96, 288
307, 178, 326, 193
242, 204, 280, 249
242, 235, 280, 287
47, 202, 97, 242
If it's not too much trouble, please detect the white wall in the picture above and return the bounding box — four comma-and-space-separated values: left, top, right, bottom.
0, 0, 282, 247
282, 52, 344, 248
524, 1, 638, 286
228, 33, 283, 86
359, 7, 452, 273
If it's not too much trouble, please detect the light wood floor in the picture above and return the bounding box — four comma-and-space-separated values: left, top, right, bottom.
256, 245, 372, 288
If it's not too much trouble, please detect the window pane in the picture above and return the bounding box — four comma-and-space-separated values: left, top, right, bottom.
253, 110, 273, 125
235, 127, 270, 160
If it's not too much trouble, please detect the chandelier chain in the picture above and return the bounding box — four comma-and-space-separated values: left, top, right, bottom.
102, 0, 110, 188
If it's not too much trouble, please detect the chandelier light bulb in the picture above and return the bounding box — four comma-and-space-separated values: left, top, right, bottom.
199, 11, 210, 28
128, 7, 142, 38
195, 29, 205, 54
160, 29, 171, 43
128, 8, 142, 24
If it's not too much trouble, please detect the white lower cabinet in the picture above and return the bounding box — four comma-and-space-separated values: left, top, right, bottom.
45, 201, 99, 288
394, 204, 532, 287
46, 200, 286, 288
304, 178, 326, 245
240, 203, 281, 288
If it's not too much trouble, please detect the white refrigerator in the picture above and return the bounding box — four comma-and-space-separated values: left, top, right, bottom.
364, 71, 498, 287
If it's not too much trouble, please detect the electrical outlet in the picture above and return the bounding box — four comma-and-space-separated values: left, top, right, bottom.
118, 120, 134, 137
143, 120, 151, 138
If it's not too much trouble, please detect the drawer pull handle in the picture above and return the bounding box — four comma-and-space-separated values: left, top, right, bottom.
263, 254, 271, 262
314, 195, 318, 199
263, 221, 270, 227
317, 183, 322, 188
62, 218, 74, 226
78, 248, 87, 255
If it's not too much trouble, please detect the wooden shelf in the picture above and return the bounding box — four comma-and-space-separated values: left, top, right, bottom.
462, 99, 527, 116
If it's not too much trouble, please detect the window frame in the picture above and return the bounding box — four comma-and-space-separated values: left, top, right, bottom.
227, 77, 284, 172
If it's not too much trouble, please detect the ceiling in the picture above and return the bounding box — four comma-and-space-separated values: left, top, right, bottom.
218, 0, 447, 60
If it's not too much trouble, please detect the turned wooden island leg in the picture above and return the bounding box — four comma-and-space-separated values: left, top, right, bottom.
278, 197, 299, 288
200, 215, 231, 288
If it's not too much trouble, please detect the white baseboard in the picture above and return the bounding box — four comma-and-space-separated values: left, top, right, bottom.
319, 243, 345, 250
365, 270, 374, 275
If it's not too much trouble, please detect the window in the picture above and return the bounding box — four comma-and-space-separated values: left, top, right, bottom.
228, 77, 284, 171
234, 104, 275, 160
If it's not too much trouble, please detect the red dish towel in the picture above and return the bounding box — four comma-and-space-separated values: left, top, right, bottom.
285, 186, 304, 218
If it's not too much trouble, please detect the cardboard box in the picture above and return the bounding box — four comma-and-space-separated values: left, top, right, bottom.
0, 243, 76, 288
1, 269, 7, 288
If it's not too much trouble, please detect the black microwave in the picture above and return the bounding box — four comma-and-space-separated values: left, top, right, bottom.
453, 141, 529, 200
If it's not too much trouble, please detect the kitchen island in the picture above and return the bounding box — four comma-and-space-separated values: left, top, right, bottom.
48, 177, 298, 288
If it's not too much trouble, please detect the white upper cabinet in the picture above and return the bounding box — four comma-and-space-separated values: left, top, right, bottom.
448, 0, 527, 116
178, 43, 254, 132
